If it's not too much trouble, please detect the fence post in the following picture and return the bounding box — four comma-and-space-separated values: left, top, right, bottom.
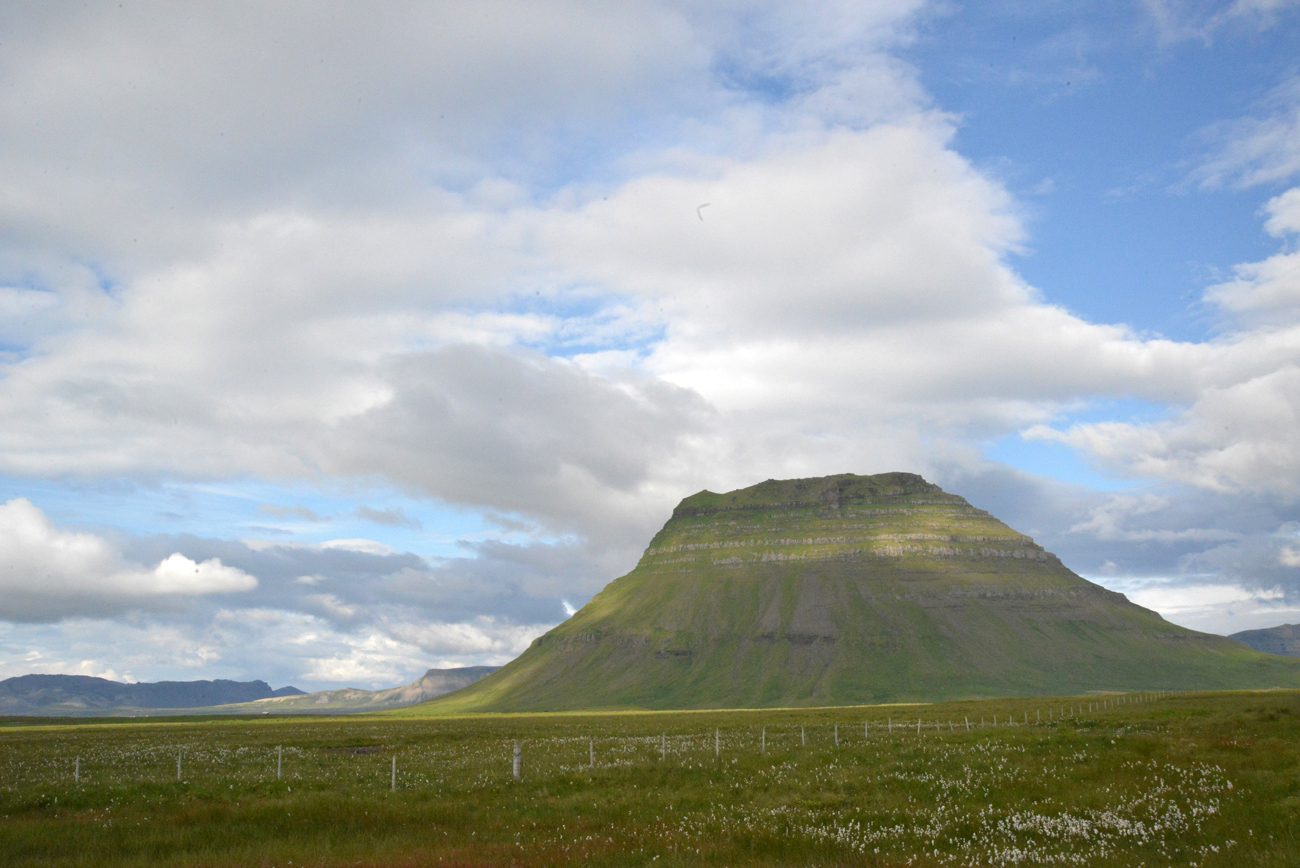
589, 738, 594, 768
75, 757, 80, 784
801, 726, 805, 747
834, 724, 839, 746
277, 746, 282, 780
761, 727, 766, 753
715, 728, 719, 758
391, 755, 397, 791
513, 742, 521, 781
964, 716, 969, 731
661, 734, 666, 761
177, 751, 182, 781
916, 719, 921, 735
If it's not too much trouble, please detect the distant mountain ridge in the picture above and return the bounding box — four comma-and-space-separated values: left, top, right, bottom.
0, 674, 304, 715
0, 667, 501, 716
1231, 624, 1300, 657
213, 666, 500, 713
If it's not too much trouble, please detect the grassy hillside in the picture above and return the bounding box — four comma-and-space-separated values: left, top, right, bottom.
414, 473, 1300, 713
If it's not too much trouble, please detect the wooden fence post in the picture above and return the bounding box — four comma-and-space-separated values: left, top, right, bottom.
513, 742, 521, 781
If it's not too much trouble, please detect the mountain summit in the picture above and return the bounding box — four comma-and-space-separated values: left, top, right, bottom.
423, 473, 1300, 712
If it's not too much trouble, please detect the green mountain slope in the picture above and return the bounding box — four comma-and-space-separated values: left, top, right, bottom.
410, 473, 1300, 714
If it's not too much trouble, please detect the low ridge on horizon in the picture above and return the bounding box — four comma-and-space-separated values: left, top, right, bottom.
412, 471, 1300, 714
0, 674, 304, 716
0, 667, 501, 717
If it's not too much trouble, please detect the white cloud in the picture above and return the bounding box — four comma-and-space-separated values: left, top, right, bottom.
149, 553, 257, 595
1143, 0, 1300, 44
1192, 73, 1300, 189
1068, 493, 1244, 543
296, 616, 552, 685
1100, 575, 1300, 634
319, 539, 397, 557
1033, 366, 1300, 496
0, 498, 256, 621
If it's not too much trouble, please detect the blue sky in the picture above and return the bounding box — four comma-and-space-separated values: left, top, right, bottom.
3, 1, 1300, 690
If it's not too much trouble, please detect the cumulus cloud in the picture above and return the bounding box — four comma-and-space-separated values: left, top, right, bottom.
1027, 186, 1300, 498
0, 499, 256, 621
1204, 187, 1300, 325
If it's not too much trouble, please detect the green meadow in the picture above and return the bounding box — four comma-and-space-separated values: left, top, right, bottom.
1, 691, 1297, 867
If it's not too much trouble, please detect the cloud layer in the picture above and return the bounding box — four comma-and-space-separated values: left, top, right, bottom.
0, 499, 255, 621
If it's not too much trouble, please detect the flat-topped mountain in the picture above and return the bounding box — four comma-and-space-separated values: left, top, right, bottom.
1231, 624, 1300, 657
420, 472, 1300, 712
0, 674, 303, 715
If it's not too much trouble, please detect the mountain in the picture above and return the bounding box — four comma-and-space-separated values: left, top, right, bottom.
1231, 624, 1300, 657
416, 472, 1300, 713
0, 674, 304, 715
214, 666, 500, 713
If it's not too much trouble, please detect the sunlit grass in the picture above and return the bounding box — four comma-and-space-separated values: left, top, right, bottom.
1, 690, 1297, 866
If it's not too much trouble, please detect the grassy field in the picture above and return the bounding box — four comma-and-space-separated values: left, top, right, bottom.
1, 690, 1297, 866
